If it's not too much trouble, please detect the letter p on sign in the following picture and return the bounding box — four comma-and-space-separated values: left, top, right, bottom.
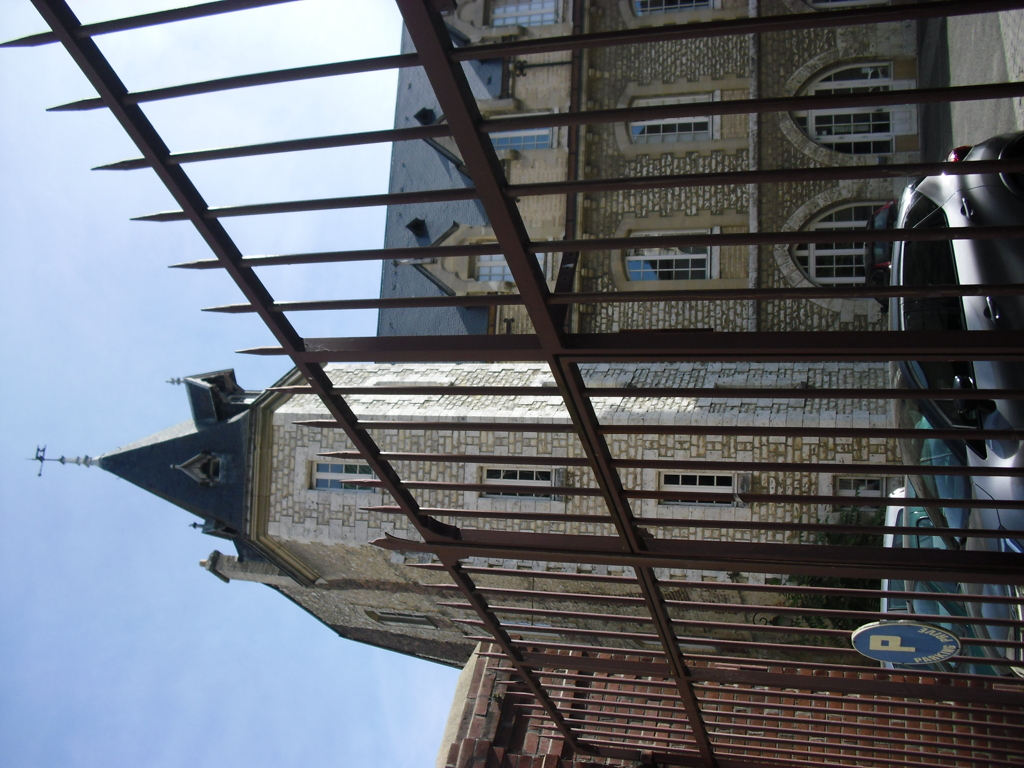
869, 635, 916, 653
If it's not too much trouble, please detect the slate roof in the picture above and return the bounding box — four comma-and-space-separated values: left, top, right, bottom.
376, 27, 502, 337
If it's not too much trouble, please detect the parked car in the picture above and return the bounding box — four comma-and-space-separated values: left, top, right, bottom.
884, 132, 1024, 558
881, 488, 1022, 677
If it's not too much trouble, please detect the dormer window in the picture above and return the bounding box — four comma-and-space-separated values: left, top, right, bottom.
174, 452, 222, 486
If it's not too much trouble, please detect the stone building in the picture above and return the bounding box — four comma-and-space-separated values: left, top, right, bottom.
381, 0, 915, 338
97, 357, 895, 668
94, 1, 920, 668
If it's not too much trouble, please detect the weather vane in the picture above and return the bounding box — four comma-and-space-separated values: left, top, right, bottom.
30, 445, 95, 477
166, 377, 184, 385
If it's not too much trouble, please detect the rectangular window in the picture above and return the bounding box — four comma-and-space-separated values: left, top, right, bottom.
837, 477, 883, 497
630, 94, 714, 145
365, 609, 438, 628
475, 252, 550, 283
635, 0, 711, 15
835, 476, 882, 515
312, 461, 374, 490
626, 230, 713, 282
491, 0, 560, 27
661, 473, 734, 505
490, 127, 553, 152
483, 467, 553, 498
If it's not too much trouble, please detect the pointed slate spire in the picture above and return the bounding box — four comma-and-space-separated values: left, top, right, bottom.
97, 370, 258, 538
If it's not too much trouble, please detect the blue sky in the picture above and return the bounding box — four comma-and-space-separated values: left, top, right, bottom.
0, 2, 460, 766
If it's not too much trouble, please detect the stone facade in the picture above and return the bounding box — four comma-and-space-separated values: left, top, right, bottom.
423, 1, 920, 338
225, 360, 895, 665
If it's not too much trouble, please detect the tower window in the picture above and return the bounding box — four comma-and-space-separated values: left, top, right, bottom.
312, 461, 375, 490
661, 473, 734, 505
491, 0, 560, 27
490, 127, 553, 152
483, 467, 553, 498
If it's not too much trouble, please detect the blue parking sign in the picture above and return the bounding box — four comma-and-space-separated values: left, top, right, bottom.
851, 621, 961, 664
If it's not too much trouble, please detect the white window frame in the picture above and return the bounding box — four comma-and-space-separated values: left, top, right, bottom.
660, 472, 735, 505
629, 93, 719, 145
633, 0, 713, 15
312, 460, 374, 491
625, 229, 718, 282
793, 202, 887, 285
490, 0, 561, 28
474, 252, 550, 283
489, 126, 554, 152
792, 62, 915, 155
482, 466, 554, 498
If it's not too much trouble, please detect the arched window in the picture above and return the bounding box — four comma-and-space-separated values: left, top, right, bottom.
792, 63, 915, 155
793, 203, 885, 285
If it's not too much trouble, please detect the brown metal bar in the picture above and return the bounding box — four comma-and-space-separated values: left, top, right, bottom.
135, 186, 475, 222
370, 506, 609, 523
518, 688, 1024, 732
319, 419, 573, 432
705, 739, 1023, 768
418, 565, 1024, 605
100, 124, 450, 172
485, 81, 1024, 133
202, 284, 1024, 314
2, 0, 299, 47
447, 0, 1024, 60
534, 725, 696, 747
502, 657, 1024, 692
375, 532, 1024, 584
555, 283, 1024, 306
698, 707, 1024, 745
271, 383, 1024, 402
128, 157, 1024, 212
244, 329, 1024, 364
271, 384, 558, 396
694, 684, 1024, 722
173, 224, 1024, 268
516, 692, 1024, 733
205, 295, 523, 314
699, 720, 1024, 759
320, 448, 1024, 479
453, 597, 1024, 632
638, 519, 1024, 540
303, 418, 1024, 443
49, 53, 420, 112
322, 449, 591, 468
515, 650, 1024, 708
508, 158, 1024, 199
337, 478, 599, 497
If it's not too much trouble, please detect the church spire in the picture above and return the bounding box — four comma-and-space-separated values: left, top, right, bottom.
30, 445, 96, 477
